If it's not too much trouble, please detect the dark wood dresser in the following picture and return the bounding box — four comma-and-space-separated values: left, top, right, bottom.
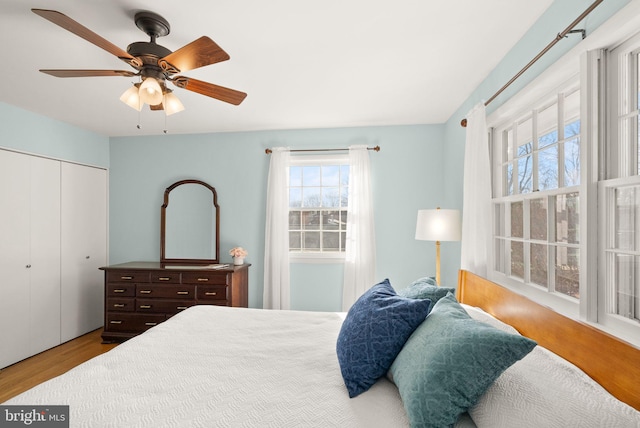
100, 262, 249, 342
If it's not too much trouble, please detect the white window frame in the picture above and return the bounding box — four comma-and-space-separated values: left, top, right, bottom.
288, 154, 349, 263
486, 2, 640, 347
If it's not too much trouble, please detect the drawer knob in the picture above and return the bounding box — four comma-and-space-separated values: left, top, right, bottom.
177, 306, 188, 310
197, 278, 209, 282
158, 277, 170, 281
139, 290, 152, 294
176, 291, 189, 295
113, 289, 126, 293
145, 322, 157, 326
120, 276, 133, 280
205, 292, 217, 296
110, 320, 123, 325
113, 304, 125, 308
139, 305, 152, 309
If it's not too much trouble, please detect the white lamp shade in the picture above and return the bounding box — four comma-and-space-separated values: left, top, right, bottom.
163, 91, 185, 116
119, 85, 142, 111
415, 209, 461, 242
139, 77, 163, 105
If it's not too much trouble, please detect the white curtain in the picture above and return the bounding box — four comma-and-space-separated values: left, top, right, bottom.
263, 147, 291, 309
342, 145, 376, 311
461, 102, 491, 277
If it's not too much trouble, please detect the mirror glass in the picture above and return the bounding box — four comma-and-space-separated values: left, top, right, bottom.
161, 180, 219, 264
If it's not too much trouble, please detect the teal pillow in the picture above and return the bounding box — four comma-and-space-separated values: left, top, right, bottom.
336, 279, 433, 398
389, 293, 536, 427
398, 277, 454, 303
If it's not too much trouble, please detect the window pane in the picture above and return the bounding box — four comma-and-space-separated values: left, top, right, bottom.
511, 241, 524, 279
322, 187, 340, 207
530, 243, 548, 287
530, 198, 547, 240
302, 211, 320, 230
340, 165, 349, 185
539, 146, 558, 190
322, 210, 341, 230
556, 193, 579, 244
302, 166, 321, 186
340, 185, 348, 207
289, 211, 301, 228
564, 119, 580, 139
494, 238, 506, 273
494, 203, 506, 237
302, 187, 321, 207
506, 163, 514, 196
614, 254, 639, 321
303, 231, 320, 250
616, 186, 638, 251
538, 103, 558, 148
289, 166, 302, 186
511, 202, 523, 238
556, 247, 579, 299
517, 117, 532, 153
289, 231, 301, 250
564, 138, 580, 186
506, 128, 514, 161
322, 165, 340, 186
289, 188, 302, 208
323, 232, 340, 251
518, 155, 533, 193
340, 231, 346, 252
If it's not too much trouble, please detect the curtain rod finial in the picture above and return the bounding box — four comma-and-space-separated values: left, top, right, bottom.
265, 148, 272, 154
460, 118, 468, 128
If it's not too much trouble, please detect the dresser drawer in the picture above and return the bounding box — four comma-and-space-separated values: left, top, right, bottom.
106, 313, 165, 332
150, 272, 181, 284
197, 285, 228, 301
107, 297, 135, 312
136, 284, 196, 299
106, 270, 150, 283
182, 271, 228, 285
136, 299, 195, 314
107, 283, 136, 297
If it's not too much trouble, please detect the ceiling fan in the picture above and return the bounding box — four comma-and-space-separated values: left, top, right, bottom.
32, 8, 247, 115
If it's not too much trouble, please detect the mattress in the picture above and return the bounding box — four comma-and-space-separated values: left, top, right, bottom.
6, 305, 415, 427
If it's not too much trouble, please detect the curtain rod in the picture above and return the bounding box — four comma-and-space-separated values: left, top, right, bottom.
265, 145, 380, 154
460, 0, 603, 128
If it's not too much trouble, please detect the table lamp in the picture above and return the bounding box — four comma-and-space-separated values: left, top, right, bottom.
415, 208, 461, 285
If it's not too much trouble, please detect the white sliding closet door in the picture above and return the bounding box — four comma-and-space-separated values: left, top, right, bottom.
0, 150, 61, 368
60, 163, 107, 342
29, 156, 62, 355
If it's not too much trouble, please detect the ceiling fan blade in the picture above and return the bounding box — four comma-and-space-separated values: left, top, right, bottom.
172, 76, 247, 105
40, 69, 137, 78
159, 36, 230, 74
32, 9, 142, 68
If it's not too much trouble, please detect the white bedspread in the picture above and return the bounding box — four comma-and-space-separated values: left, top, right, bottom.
6, 306, 412, 427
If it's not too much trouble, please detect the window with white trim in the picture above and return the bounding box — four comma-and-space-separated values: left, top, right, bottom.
288, 155, 349, 258
490, 24, 640, 345
492, 83, 581, 301
600, 33, 640, 334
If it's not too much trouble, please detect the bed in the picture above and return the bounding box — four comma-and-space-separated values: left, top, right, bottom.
3, 270, 640, 427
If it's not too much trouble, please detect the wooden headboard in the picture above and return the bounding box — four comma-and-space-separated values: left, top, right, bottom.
456, 269, 640, 411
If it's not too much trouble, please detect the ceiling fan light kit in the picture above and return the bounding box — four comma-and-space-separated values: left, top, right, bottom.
32, 8, 247, 119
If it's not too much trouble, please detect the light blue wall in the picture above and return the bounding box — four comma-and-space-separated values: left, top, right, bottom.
440, 0, 630, 285
109, 125, 446, 310
0, 102, 109, 167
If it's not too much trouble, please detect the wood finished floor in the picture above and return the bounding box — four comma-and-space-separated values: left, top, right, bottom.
0, 328, 118, 403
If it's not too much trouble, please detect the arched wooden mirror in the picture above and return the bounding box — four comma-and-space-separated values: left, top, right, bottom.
161, 179, 220, 265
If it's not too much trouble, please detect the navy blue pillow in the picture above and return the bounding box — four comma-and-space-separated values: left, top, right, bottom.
336, 279, 433, 397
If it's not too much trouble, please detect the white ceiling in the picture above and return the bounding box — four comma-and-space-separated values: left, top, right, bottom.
0, 1, 553, 137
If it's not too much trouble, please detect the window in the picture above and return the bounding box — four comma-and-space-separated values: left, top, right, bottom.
492, 85, 581, 301
288, 155, 349, 258
599, 34, 640, 335
489, 20, 640, 346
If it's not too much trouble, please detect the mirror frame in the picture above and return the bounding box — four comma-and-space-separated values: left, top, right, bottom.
160, 179, 220, 265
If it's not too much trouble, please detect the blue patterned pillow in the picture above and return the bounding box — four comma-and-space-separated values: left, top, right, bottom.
398, 276, 454, 303
336, 279, 433, 398
389, 293, 537, 427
